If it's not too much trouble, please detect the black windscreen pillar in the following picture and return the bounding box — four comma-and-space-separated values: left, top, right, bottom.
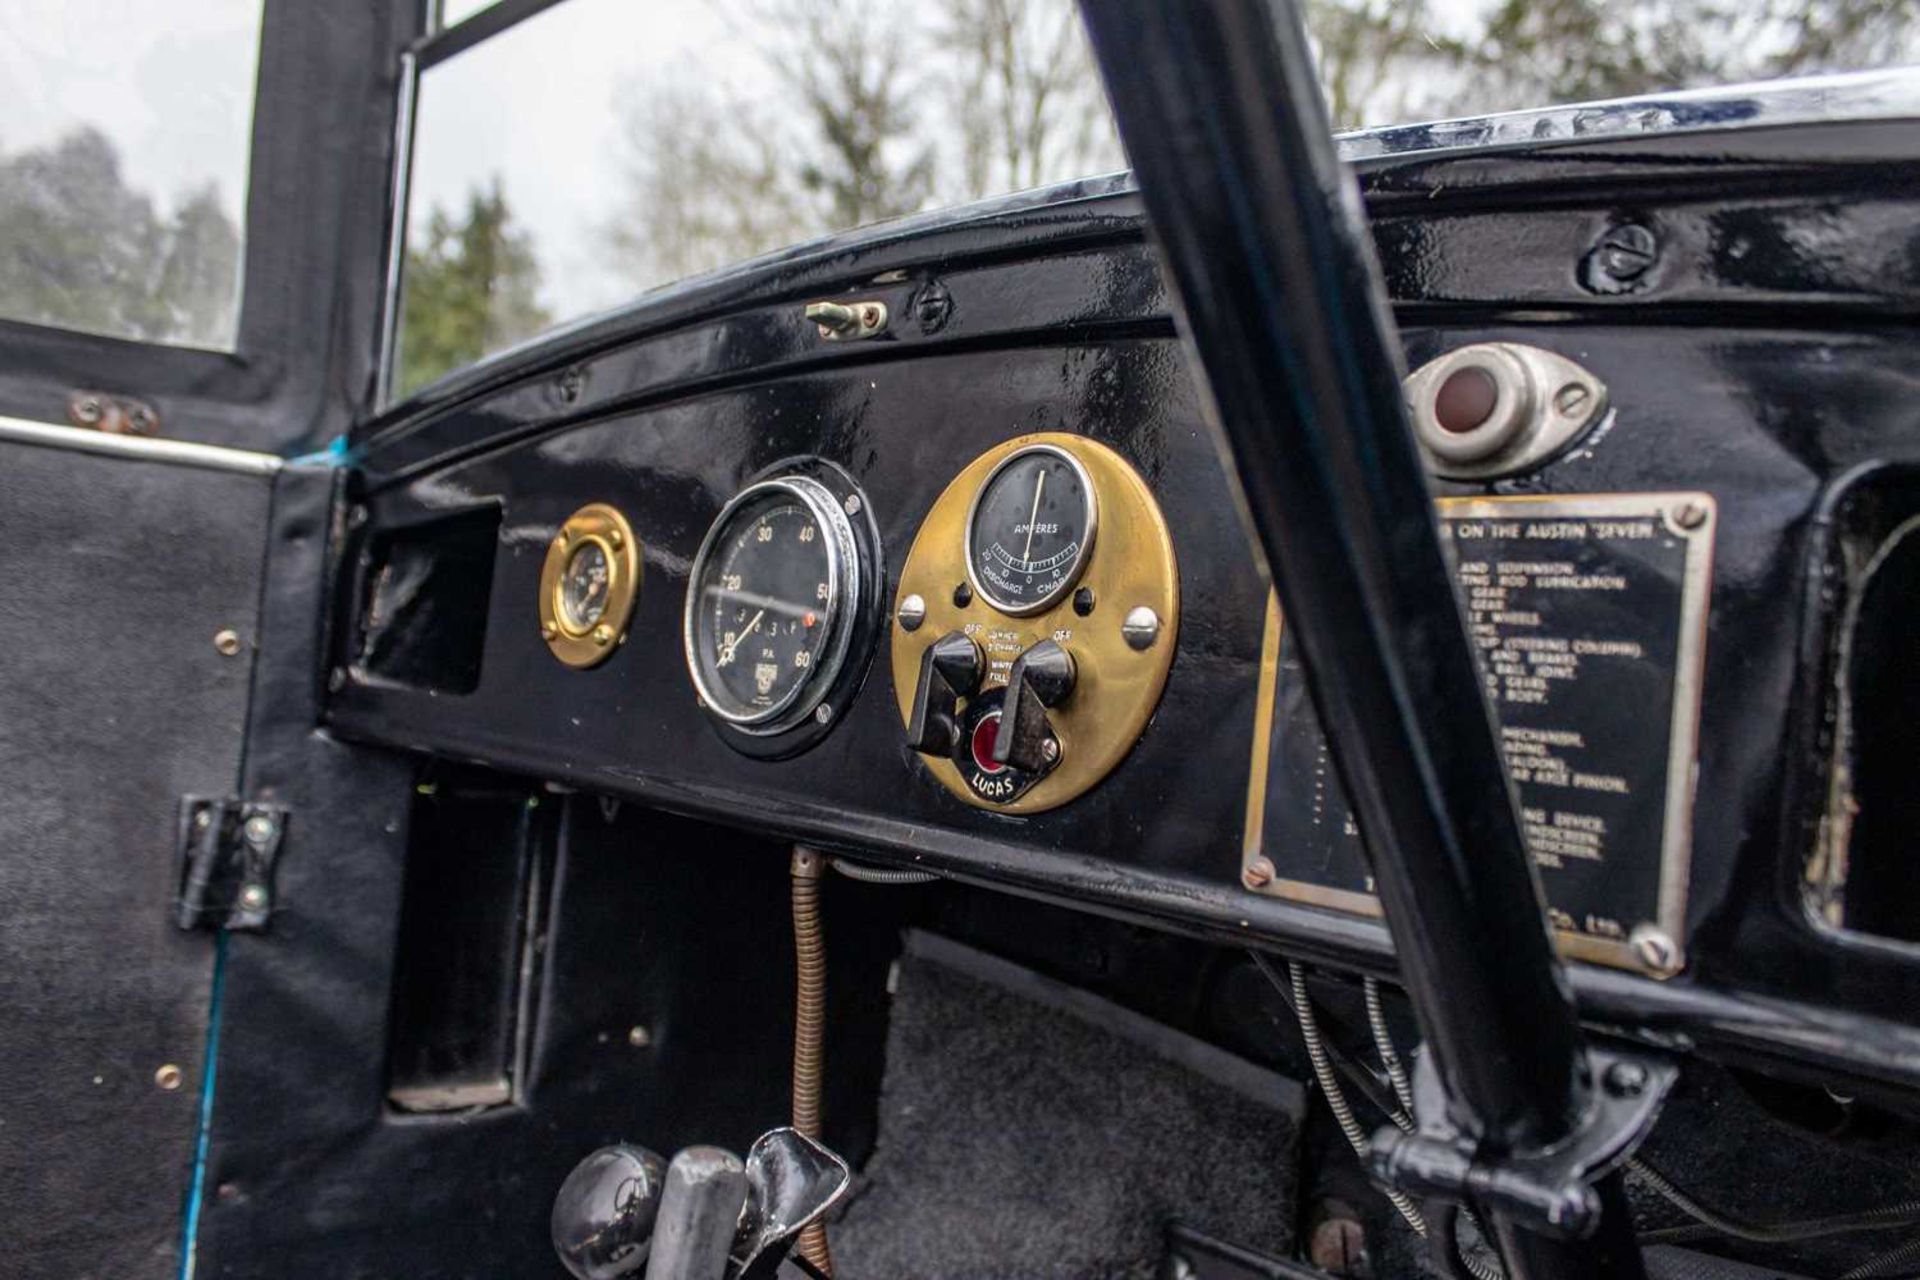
1076, 2, 1641, 1276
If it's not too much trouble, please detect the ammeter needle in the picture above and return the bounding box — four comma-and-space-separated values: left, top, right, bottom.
1022, 468, 1047, 562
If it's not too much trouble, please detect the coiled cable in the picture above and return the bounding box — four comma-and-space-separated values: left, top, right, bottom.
1283, 959, 1429, 1238
1365, 975, 1417, 1119
791, 847, 833, 1276
1355, 973, 1502, 1280
1630, 1156, 1920, 1246
1313, 968, 1920, 1274
1840, 1233, 1920, 1279
829, 856, 939, 886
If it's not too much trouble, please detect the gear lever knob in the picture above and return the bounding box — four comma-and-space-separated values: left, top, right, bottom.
552, 1143, 669, 1280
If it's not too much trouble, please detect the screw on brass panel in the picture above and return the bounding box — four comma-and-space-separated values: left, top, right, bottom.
1630, 923, 1680, 975
154, 1064, 184, 1091
592, 624, 615, 646
213, 629, 242, 656
1122, 605, 1161, 650
1674, 500, 1710, 530
1243, 857, 1276, 889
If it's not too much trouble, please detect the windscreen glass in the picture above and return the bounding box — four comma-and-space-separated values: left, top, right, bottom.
393, 0, 1919, 398
0, 0, 263, 350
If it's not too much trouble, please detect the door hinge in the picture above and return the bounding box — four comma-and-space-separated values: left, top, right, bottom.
174, 797, 289, 932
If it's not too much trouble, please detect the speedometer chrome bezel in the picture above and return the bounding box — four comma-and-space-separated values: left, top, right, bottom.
682, 475, 860, 734
962, 442, 1098, 617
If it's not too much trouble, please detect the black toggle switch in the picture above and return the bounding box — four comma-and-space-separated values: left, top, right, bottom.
991, 640, 1076, 772
907, 630, 984, 756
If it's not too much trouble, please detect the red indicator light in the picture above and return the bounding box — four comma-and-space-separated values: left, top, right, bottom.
970, 713, 1006, 774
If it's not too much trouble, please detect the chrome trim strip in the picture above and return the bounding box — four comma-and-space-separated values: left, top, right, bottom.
376, 49, 421, 407
0, 416, 283, 476
1336, 66, 1920, 161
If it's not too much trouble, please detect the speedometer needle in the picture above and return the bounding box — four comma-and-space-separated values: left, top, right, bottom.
1022, 468, 1047, 562
718, 609, 764, 667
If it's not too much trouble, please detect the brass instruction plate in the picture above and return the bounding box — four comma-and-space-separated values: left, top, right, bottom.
1241, 493, 1716, 977
539, 503, 642, 669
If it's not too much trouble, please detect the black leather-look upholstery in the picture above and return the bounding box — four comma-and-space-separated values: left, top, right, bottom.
0, 437, 270, 1278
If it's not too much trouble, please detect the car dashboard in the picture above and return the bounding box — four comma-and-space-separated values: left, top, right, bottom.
331, 106, 1920, 1101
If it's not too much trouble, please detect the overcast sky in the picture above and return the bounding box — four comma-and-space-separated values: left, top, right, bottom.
410, 0, 738, 319
0, 0, 260, 224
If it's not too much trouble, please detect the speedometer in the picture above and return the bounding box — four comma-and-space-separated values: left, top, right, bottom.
684, 476, 861, 734
964, 443, 1096, 615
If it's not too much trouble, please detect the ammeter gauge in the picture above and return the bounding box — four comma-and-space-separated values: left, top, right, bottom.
964, 444, 1096, 615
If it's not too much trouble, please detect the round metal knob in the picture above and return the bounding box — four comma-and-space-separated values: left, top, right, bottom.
551, 1143, 668, 1279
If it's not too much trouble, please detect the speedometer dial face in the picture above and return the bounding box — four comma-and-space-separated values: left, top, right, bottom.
965, 444, 1096, 615
685, 478, 855, 730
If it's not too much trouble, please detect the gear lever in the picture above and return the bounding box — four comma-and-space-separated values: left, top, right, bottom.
552, 1128, 851, 1280
552, 1143, 669, 1280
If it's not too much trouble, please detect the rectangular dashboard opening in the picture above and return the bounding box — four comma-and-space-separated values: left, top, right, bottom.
353, 503, 500, 695
385, 767, 555, 1114
1814, 467, 1920, 945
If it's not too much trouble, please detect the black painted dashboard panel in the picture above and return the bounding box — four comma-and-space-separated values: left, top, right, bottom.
332, 116, 1920, 1094
335, 341, 1268, 884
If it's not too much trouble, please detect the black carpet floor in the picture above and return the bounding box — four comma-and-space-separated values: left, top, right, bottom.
830, 931, 1305, 1280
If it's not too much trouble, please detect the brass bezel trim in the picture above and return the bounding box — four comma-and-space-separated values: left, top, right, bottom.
892, 432, 1179, 814
539, 503, 642, 670
1240, 492, 1717, 979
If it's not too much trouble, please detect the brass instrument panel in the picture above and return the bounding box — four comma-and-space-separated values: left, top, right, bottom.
891, 433, 1179, 813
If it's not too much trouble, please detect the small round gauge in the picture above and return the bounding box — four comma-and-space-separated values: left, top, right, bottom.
965, 443, 1097, 615
684, 476, 860, 733
558, 539, 611, 631
539, 504, 641, 670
